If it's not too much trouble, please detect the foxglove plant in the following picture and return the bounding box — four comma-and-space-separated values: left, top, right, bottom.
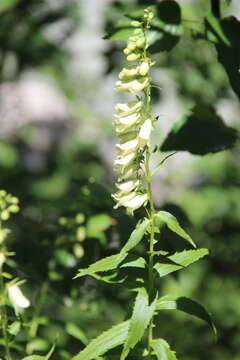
0, 191, 31, 360
73, 8, 214, 360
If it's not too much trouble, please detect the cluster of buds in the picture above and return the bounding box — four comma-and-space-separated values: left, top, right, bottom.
0, 191, 30, 313
113, 8, 154, 215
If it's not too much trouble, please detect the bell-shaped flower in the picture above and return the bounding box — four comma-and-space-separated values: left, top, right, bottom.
119, 130, 139, 144
127, 53, 140, 62
115, 113, 140, 133
139, 61, 150, 76
115, 78, 148, 94
138, 119, 152, 146
124, 193, 148, 215
115, 101, 142, 117
8, 284, 30, 314
119, 66, 139, 81
113, 191, 136, 208
116, 179, 140, 194
116, 138, 138, 155
119, 163, 138, 180
114, 152, 136, 173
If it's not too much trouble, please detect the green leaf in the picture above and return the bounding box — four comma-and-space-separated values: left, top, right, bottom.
75, 218, 149, 280
151, 338, 178, 360
155, 211, 196, 247
121, 218, 150, 253
169, 248, 209, 266
149, 0, 182, 53
214, 17, 240, 99
0, 0, 17, 14
154, 248, 209, 277
121, 257, 146, 269
72, 321, 130, 360
8, 321, 21, 336
121, 288, 157, 360
22, 343, 55, 360
156, 296, 216, 335
66, 323, 88, 344
160, 104, 238, 155
74, 253, 127, 279
205, 13, 231, 46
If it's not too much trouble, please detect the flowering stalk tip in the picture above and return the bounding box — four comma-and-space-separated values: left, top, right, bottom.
112, 8, 154, 215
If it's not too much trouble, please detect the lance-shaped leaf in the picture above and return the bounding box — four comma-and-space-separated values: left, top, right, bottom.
75, 218, 150, 279
151, 338, 178, 360
121, 256, 146, 269
160, 104, 238, 155
121, 288, 157, 360
121, 218, 150, 253
156, 296, 216, 335
22, 343, 55, 359
155, 211, 196, 247
74, 253, 127, 279
154, 248, 209, 277
72, 321, 130, 360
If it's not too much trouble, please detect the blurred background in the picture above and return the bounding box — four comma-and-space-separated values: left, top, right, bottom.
0, 0, 240, 359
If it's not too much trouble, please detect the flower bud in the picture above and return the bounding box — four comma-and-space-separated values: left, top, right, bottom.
136, 38, 145, 48
138, 119, 152, 146
8, 284, 30, 314
127, 53, 140, 62
118, 66, 139, 81
131, 21, 142, 28
133, 29, 142, 35
123, 48, 131, 55
139, 61, 150, 76
127, 43, 137, 52
128, 78, 149, 93
115, 101, 142, 117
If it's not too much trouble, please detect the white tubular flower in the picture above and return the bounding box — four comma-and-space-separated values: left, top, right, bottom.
116, 179, 140, 194
124, 193, 148, 215
119, 131, 139, 143
128, 78, 149, 93
119, 66, 139, 80
114, 152, 136, 173
113, 10, 155, 215
8, 284, 30, 314
115, 114, 140, 134
115, 101, 142, 117
115, 78, 148, 94
139, 61, 150, 76
113, 192, 136, 208
119, 163, 138, 180
116, 138, 138, 155
138, 119, 152, 146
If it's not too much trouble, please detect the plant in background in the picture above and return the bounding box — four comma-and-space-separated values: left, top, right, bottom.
73, 8, 215, 360
0, 190, 30, 360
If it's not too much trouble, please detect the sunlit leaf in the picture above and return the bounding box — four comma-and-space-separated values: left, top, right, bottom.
151, 338, 178, 360
155, 211, 196, 247
72, 321, 130, 360
156, 296, 216, 335
121, 288, 157, 360
154, 248, 209, 277
121, 218, 150, 253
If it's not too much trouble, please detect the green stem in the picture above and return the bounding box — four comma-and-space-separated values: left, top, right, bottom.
0, 222, 12, 360
27, 282, 48, 348
145, 149, 156, 360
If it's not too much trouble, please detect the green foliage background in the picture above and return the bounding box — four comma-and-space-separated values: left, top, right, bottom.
0, 0, 239, 359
